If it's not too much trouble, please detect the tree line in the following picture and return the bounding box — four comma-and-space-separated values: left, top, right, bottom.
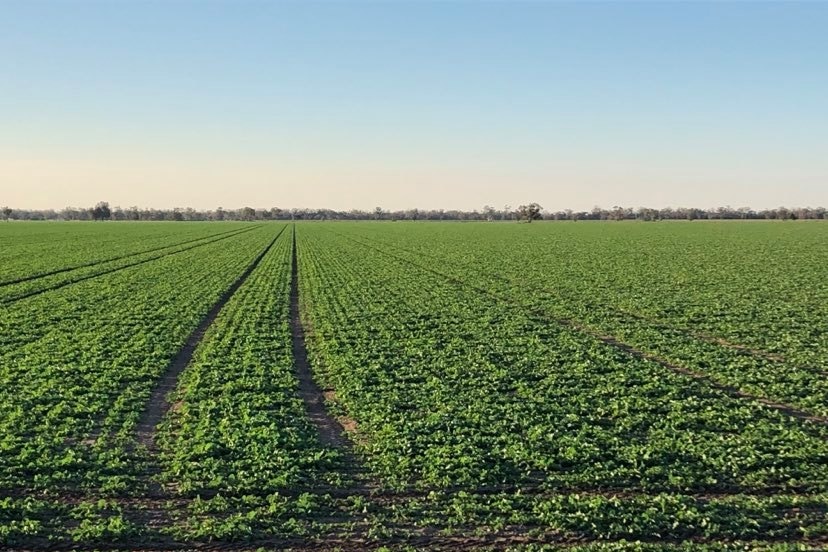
1, 202, 827, 222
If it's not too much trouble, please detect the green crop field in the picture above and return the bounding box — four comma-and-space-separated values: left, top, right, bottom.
1, 220, 827, 551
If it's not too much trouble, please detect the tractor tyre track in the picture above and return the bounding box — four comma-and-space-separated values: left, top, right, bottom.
0, 226, 251, 288
329, 230, 828, 428
2, 226, 261, 305
352, 232, 806, 366
135, 225, 286, 452
291, 226, 363, 455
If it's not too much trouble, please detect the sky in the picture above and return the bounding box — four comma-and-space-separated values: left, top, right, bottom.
1, 1, 827, 212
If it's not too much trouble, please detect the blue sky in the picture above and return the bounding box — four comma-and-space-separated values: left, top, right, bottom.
2, 1, 827, 210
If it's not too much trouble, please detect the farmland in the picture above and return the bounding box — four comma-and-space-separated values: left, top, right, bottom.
0, 220, 826, 550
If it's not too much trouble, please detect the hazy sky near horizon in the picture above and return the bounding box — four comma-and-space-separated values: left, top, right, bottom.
2, 1, 827, 211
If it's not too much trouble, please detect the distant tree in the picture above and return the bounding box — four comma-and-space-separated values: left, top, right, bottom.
5, 202, 828, 222
636, 207, 659, 221
589, 206, 603, 220
516, 203, 543, 223
737, 206, 753, 219
91, 201, 111, 221
60, 207, 79, 220
239, 206, 256, 221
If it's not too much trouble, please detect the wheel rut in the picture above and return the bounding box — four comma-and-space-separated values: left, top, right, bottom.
331, 230, 828, 428
135, 225, 286, 452
6, 224, 828, 549
2, 225, 261, 305
290, 225, 356, 450
344, 232, 802, 367
0, 225, 251, 289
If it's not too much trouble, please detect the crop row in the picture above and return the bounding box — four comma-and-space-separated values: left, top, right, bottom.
0, 221, 250, 286
0, 225, 282, 494
156, 227, 344, 497
2, 492, 827, 546
352, 222, 827, 366
334, 223, 828, 417
0, 225, 259, 304
297, 224, 828, 495
0, 224, 351, 545
2, 221, 826, 548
